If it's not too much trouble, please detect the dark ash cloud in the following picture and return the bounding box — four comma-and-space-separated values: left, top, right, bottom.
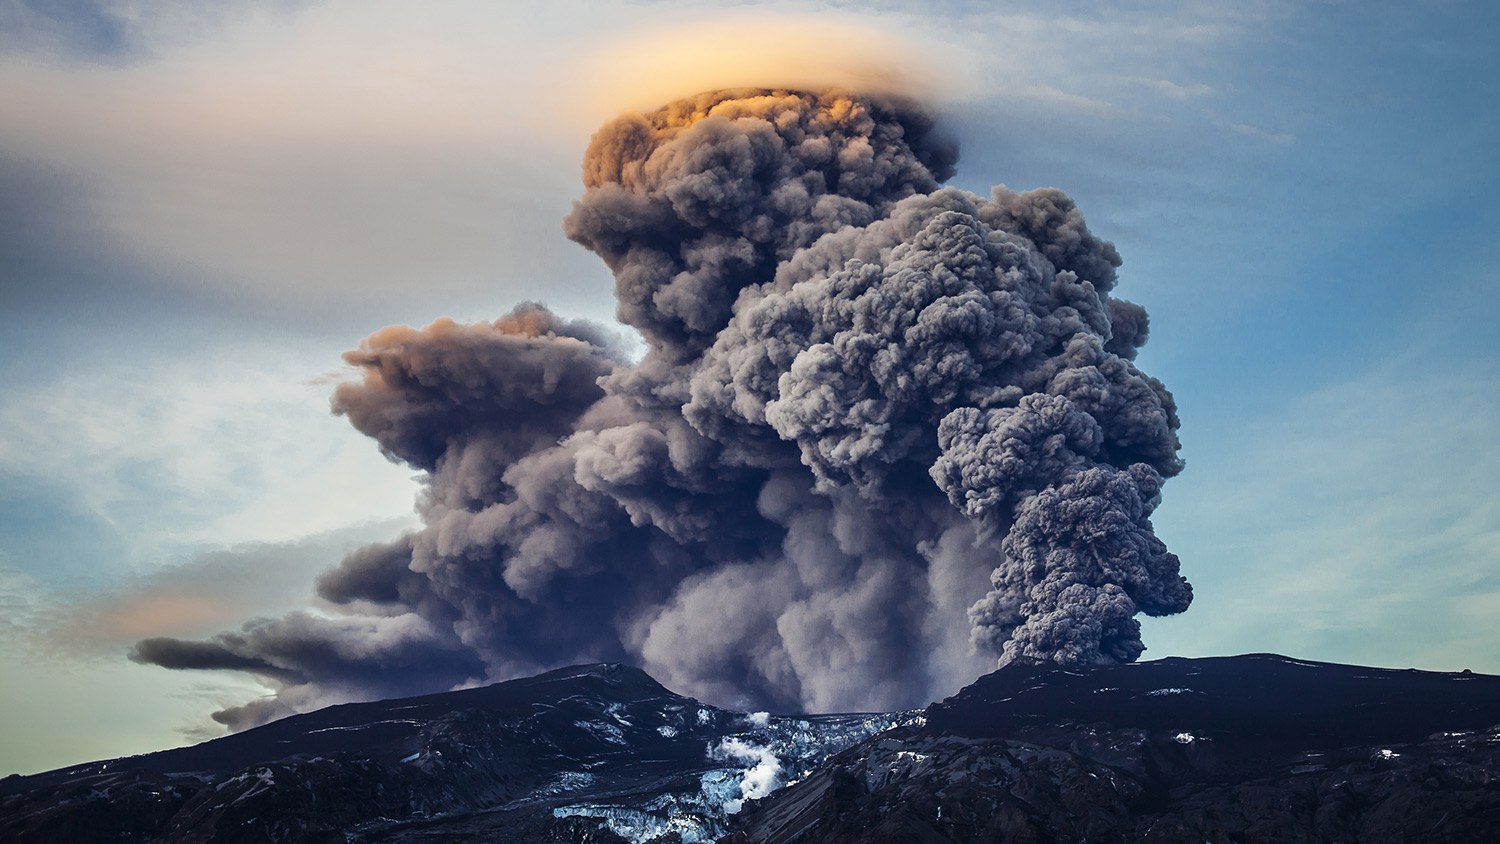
135, 89, 1189, 726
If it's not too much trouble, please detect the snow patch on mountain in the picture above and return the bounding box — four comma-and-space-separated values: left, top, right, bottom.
550, 709, 922, 842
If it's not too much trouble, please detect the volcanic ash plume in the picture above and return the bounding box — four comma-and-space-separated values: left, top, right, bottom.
133, 89, 1189, 725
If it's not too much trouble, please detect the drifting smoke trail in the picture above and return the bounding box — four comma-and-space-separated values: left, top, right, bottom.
709, 738, 783, 814
133, 89, 1189, 726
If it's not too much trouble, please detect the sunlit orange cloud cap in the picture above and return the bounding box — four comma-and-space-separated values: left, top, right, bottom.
575, 12, 968, 122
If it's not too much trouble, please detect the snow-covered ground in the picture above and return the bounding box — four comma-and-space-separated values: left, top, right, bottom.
551, 708, 921, 843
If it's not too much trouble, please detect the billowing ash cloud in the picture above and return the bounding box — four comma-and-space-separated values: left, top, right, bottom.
133, 89, 1188, 726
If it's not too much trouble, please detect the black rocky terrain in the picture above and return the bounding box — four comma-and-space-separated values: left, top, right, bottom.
727, 654, 1500, 843
0, 664, 909, 843
4, 655, 1499, 843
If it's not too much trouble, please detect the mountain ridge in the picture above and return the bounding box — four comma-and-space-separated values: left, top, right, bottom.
5, 654, 1500, 843
3, 662, 672, 792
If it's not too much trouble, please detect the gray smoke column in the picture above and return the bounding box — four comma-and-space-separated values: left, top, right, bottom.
133, 89, 1189, 725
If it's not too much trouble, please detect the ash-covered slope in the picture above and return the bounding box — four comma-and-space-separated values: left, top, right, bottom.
6, 656, 1500, 844
9, 663, 691, 790
0, 663, 912, 844
728, 654, 1500, 843
929, 654, 1500, 761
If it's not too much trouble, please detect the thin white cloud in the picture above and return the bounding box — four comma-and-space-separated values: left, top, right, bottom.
5, 519, 415, 660
1227, 121, 1295, 143
0, 342, 418, 559
1007, 83, 1116, 112
1122, 76, 1215, 100
1145, 360, 1500, 671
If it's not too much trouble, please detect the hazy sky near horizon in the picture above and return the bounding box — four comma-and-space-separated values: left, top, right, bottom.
2, 0, 1497, 776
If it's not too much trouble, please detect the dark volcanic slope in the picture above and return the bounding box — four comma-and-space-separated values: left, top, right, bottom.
729, 655, 1500, 844
7, 655, 1500, 844
3, 663, 739, 843
5, 663, 694, 794
0, 663, 908, 844
929, 653, 1500, 758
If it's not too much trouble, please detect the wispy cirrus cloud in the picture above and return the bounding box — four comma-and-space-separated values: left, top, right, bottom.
0, 340, 419, 582
1145, 359, 1500, 672
5, 519, 414, 659
1226, 121, 1295, 144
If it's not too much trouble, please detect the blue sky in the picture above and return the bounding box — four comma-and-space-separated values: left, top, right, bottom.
1, 0, 1497, 775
